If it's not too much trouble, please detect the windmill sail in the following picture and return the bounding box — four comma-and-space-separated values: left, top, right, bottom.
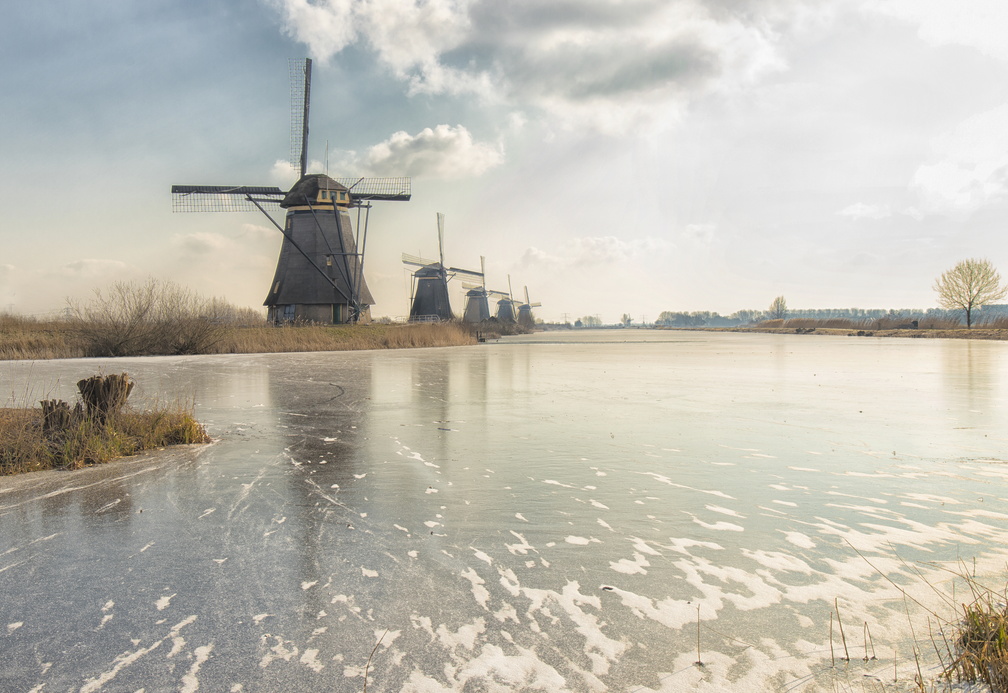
291, 58, 311, 178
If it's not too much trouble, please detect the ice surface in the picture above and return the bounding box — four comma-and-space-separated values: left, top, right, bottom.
2, 332, 1008, 691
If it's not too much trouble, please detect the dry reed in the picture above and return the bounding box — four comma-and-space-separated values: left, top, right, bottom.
0, 400, 209, 475
0, 319, 480, 360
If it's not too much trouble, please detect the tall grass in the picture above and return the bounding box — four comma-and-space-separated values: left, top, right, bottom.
942, 573, 1008, 691
0, 400, 209, 475
0, 313, 79, 360
214, 321, 477, 354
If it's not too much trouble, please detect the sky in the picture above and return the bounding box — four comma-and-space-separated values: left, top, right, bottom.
3, 0, 1008, 324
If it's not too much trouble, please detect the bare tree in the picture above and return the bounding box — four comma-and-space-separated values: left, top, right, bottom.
933, 258, 1008, 328
768, 295, 788, 320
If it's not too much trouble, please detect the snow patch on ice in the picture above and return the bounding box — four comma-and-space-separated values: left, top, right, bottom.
705, 504, 744, 518
782, 531, 816, 549
259, 635, 298, 668
156, 593, 176, 611
461, 568, 490, 609
300, 648, 324, 672
610, 553, 650, 575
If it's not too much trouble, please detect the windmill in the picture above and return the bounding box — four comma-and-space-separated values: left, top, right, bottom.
461, 257, 510, 323
402, 213, 483, 322
495, 275, 519, 324
517, 286, 542, 327
171, 58, 410, 324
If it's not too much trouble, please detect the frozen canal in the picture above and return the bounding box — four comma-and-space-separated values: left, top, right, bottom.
2, 330, 1008, 692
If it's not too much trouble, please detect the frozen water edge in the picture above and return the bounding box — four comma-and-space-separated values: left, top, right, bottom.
1, 331, 1008, 691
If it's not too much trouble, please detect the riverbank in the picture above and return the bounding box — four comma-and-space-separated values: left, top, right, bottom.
688, 325, 1008, 340
0, 320, 505, 360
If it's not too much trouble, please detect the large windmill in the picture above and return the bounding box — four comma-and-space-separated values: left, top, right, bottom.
171, 58, 410, 324
402, 213, 483, 322
517, 286, 542, 327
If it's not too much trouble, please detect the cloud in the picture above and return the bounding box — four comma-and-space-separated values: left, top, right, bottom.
909, 103, 1008, 215
60, 259, 129, 278
871, 0, 1008, 63
171, 232, 232, 254
521, 235, 673, 269
337, 124, 503, 178
269, 0, 808, 132
837, 202, 892, 220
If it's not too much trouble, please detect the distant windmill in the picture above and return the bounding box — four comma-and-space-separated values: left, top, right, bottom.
171, 58, 410, 324
517, 286, 542, 327
461, 257, 510, 323
402, 213, 483, 322
495, 275, 519, 324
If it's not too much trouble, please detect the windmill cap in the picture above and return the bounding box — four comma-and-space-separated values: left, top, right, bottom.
281, 174, 348, 208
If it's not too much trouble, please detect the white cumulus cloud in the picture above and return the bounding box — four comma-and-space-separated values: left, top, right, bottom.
338, 124, 503, 178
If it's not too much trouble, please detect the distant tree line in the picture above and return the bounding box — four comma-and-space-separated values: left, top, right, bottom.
653, 306, 999, 328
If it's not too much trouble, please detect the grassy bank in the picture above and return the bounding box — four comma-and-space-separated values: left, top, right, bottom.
690, 316, 1008, 340
0, 401, 209, 475
0, 316, 490, 360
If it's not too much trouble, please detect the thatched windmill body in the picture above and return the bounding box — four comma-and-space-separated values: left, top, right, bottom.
171, 59, 410, 324
402, 213, 483, 322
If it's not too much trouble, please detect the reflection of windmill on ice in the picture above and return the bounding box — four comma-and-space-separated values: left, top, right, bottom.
171, 58, 410, 324
461, 258, 509, 323
517, 286, 542, 327
402, 213, 483, 322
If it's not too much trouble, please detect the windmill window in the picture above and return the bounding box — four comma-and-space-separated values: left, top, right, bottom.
337, 191, 347, 202
326, 255, 333, 267
273, 281, 280, 293
320, 190, 331, 200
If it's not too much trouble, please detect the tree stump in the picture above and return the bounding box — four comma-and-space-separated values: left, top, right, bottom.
77, 373, 134, 423
40, 399, 81, 432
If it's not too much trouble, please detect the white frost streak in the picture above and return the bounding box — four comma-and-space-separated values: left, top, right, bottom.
79, 616, 197, 693
461, 567, 490, 609
180, 644, 213, 693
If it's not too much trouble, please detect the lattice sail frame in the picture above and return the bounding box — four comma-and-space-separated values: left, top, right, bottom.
290, 58, 311, 177
171, 178, 411, 212
170, 186, 284, 213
